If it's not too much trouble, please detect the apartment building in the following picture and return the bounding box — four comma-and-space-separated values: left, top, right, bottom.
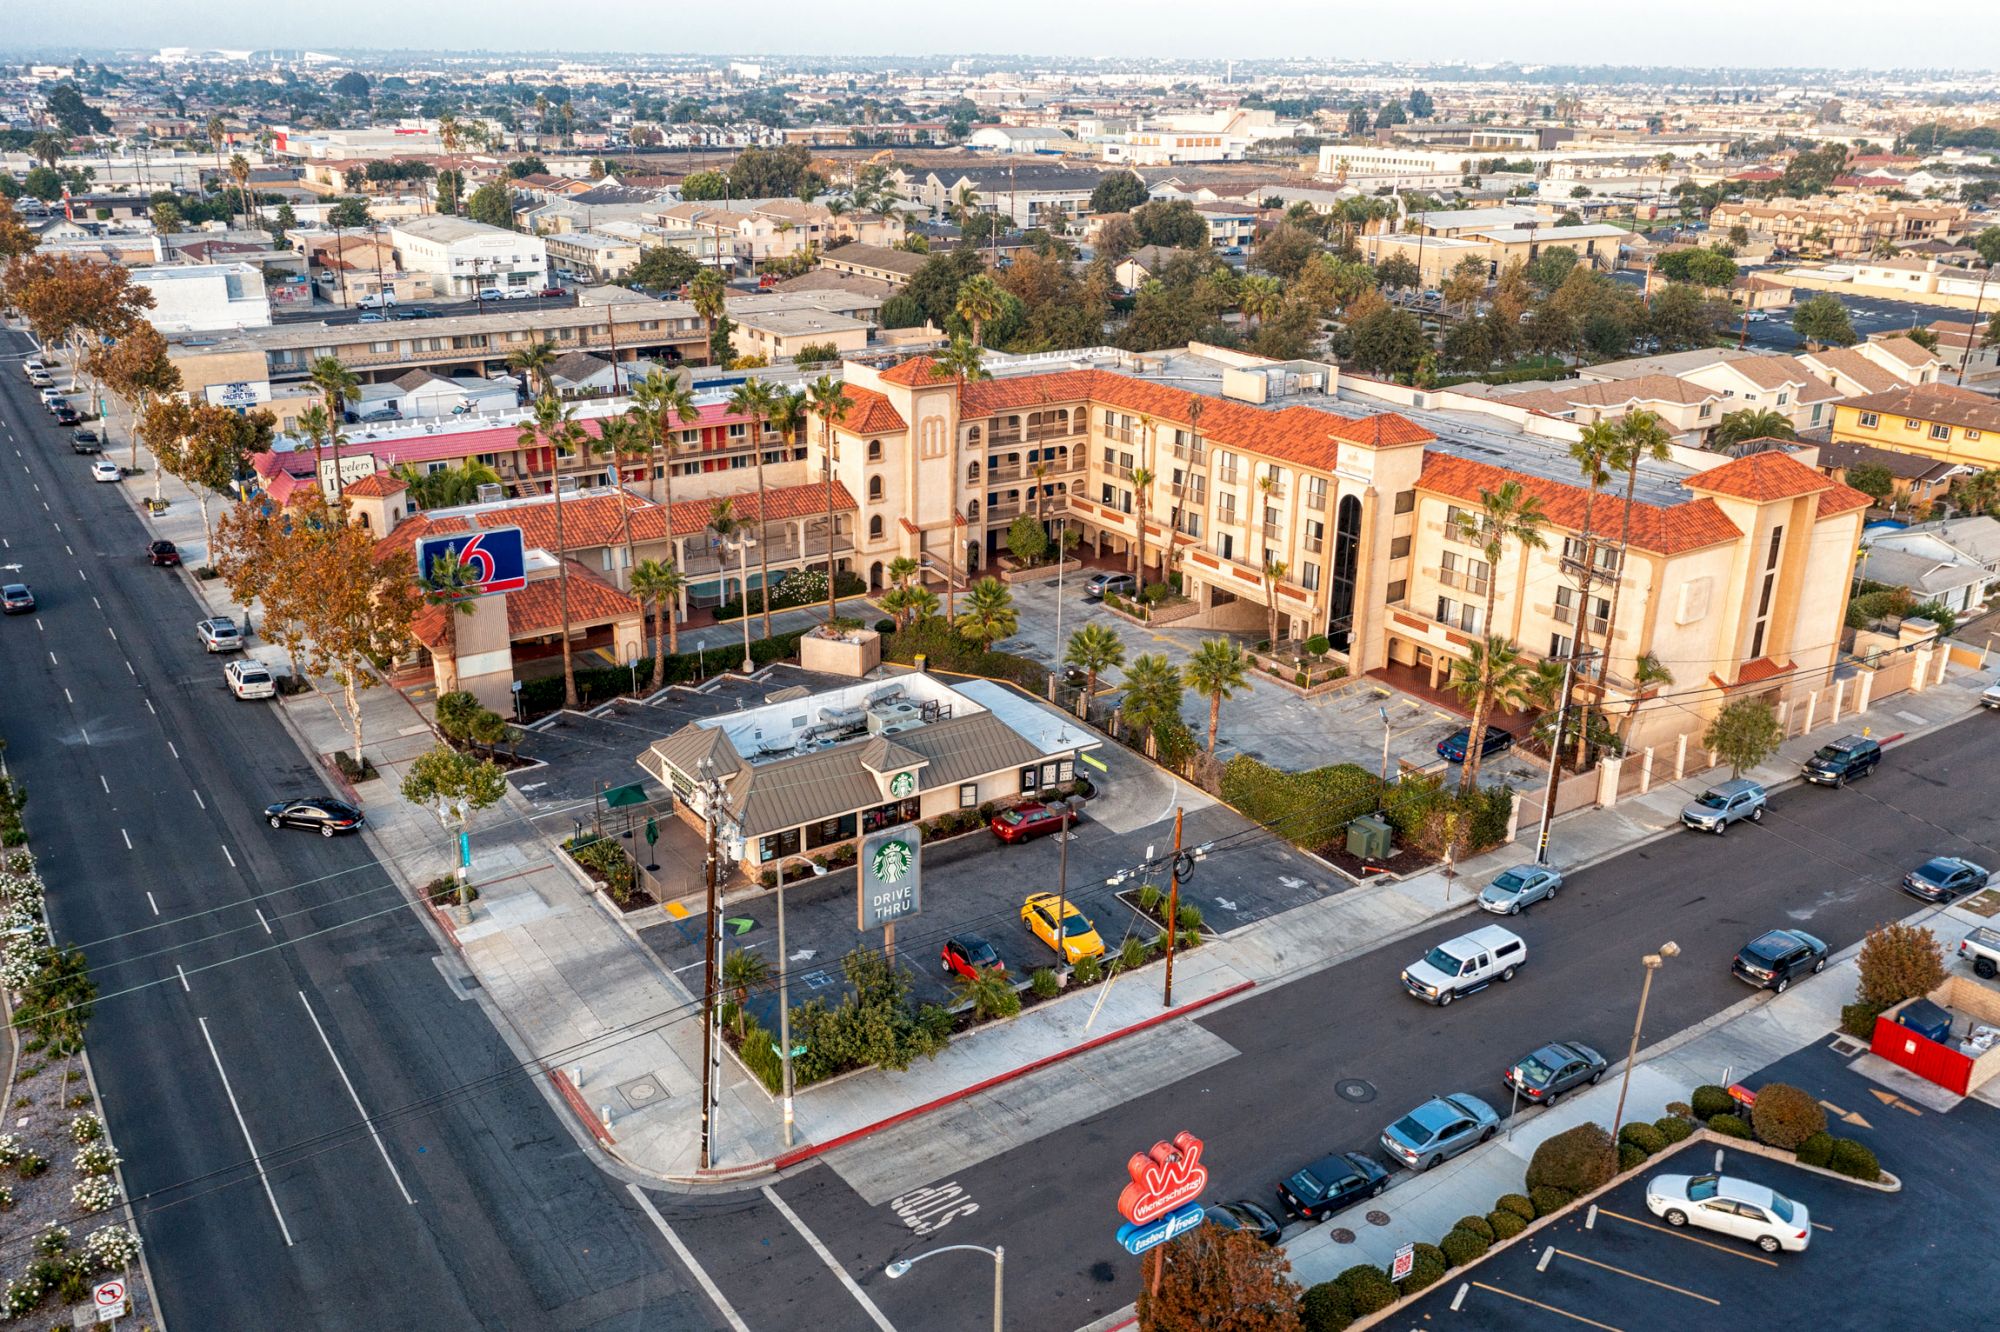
1709, 195, 1972, 257
818, 242, 929, 289
388, 215, 548, 296
1362, 219, 1628, 288
543, 231, 643, 282
1828, 383, 2000, 469
904, 164, 1106, 228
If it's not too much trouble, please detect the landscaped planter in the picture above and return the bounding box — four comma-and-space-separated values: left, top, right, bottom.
996, 558, 1082, 585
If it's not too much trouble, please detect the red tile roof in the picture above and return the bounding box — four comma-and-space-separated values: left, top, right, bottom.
1417, 451, 1742, 556
343, 471, 408, 499
878, 355, 943, 386
506, 563, 641, 636
1735, 656, 1793, 686
664, 480, 855, 537
1816, 482, 1873, 518
838, 385, 909, 434
1683, 452, 1833, 503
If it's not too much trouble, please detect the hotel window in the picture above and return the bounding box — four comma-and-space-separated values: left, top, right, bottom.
1390, 535, 1411, 559
1930, 423, 1952, 441
1300, 562, 1320, 591
1550, 632, 1574, 660
1394, 489, 1417, 515
1969, 430, 1984, 441
1386, 579, 1407, 604
1435, 596, 1480, 633
867, 440, 883, 461
1750, 524, 1783, 660
868, 476, 883, 501
1858, 412, 1879, 428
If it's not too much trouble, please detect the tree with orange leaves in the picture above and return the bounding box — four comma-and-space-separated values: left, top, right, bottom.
88, 322, 182, 469
2, 252, 152, 390
1136, 1225, 1302, 1332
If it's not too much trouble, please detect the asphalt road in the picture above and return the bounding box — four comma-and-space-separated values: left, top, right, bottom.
657, 711, 2000, 1332
0, 334, 718, 1329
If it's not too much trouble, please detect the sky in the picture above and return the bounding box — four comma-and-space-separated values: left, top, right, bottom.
9, 0, 2000, 71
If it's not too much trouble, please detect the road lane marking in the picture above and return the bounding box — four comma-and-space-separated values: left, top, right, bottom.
63, 689, 72, 704
192, 789, 205, 810
99, 775, 109, 794
297, 990, 416, 1205
47, 652, 55, 666
64, 544, 71, 555
763, 1185, 898, 1332
255, 908, 272, 935
627, 1185, 752, 1332
1471, 1282, 1625, 1331
120, 829, 131, 850
197, 1016, 295, 1247
76, 569, 85, 582
145, 697, 154, 714
221, 845, 236, 868
1596, 1209, 1779, 1266
105, 626, 114, 641
167, 741, 177, 758
146, 893, 158, 916
176, 965, 189, 992
124, 660, 134, 676
1546, 1249, 1717, 1304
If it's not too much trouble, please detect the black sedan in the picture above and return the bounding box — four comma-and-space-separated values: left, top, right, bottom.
264, 797, 366, 837
1276, 1151, 1389, 1222
1, 584, 34, 615
1731, 928, 1828, 993
1204, 1199, 1283, 1244
1436, 725, 1513, 764
1502, 1041, 1607, 1108
1902, 856, 1988, 903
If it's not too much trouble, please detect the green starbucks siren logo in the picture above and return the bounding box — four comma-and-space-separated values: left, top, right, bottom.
873, 837, 915, 883
889, 770, 916, 797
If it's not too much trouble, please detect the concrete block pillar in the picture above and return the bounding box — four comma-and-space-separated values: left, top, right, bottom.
1853, 670, 1874, 716
1640, 746, 1654, 795
1910, 647, 1930, 694
1674, 733, 1688, 781
1776, 700, 1790, 736
1830, 677, 1847, 723
1803, 690, 1818, 734
1596, 755, 1623, 809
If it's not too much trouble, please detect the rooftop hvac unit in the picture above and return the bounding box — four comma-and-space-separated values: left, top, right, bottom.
878, 720, 922, 737
818, 704, 866, 730
475, 483, 505, 503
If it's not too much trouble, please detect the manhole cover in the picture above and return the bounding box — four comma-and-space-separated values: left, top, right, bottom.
617, 1075, 668, 1106
1329, 1228, 1356, 1244
1365, 1210, 1391, 1227
1336, 1079, 1377, 1103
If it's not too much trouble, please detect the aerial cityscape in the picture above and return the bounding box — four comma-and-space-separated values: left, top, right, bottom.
0, 23, 1998, 1331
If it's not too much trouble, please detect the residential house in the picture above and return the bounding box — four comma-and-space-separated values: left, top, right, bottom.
1828, 383, 2000, 469
818, 242, 929, 289
1815, 440, 1956, 509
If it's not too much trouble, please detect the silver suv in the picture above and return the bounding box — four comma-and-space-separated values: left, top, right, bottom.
1681, 778, 1767, 834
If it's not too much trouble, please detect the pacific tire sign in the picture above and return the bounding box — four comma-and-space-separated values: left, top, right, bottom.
857, 823, 923, 929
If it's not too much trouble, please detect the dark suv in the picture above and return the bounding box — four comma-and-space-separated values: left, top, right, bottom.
1801, 735, 1880, 786
1731, 928, 1828, 993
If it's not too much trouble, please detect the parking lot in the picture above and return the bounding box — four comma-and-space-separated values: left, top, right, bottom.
1398, 1040, 1992, 1330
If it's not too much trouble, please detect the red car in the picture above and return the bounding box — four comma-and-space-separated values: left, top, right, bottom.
941, 934, 1004, 981
538, 286, 566, 298
990, 801, 1080, 844
148, 540, 181, 567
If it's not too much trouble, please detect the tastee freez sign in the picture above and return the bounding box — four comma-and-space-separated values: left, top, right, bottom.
1114, 1130, 1209, 1256
856, 823, 923, 930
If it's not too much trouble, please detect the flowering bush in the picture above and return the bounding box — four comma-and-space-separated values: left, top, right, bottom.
82, 1224, 140, 1271
0, 938, 43, 991
33, 1223, 69, 1257
72, 1142, 121, 1178
0, 1134, 22, 1167
69, 1112, 103, 1146
2, 1272, 45, 1317
72, 1175, 118, 1214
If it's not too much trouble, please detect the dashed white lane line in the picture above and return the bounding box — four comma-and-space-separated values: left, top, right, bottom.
98, 775, 109, 794
63, 688, 72, 704
627, 1186, 753, 1332
146, 893, 159, 916
63, 544, 71, 556
297, 990, 416, 1206
198, 1016, 295, 1247
762, 1185, 898, 1332
167, 740, 177, 758
176, 965, 189, 992
124, 661, 133, 676
145, 697, 155, 714
119, 829, 131, 850
46, 651, 56, 666
106, 626, 115, 641
254, 908, 272, 935
221, 845, 236, 869
192, 789, 205, 810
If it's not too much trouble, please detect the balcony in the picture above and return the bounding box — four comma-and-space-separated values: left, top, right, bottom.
681, 531, 851, 579
1438, 569, 1490, 598
1214, 467, 1240, 485
1302, 535, 1324, 554
1172, 443, 1207, 464
1261, 520, 1283, 541
1303, 491, 1326, 512
1552, 603, 1609, 636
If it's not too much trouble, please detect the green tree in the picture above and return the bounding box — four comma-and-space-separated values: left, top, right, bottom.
1130, 200, 1209, 249
955, 576, 1018, 652
1646, 282, 1729, 351
689, 269, 728, 363
1119, 653, 1185, 736
465, 182, 513, 229
953, 272, 1005, 348
679, 170, 727, 201
1702, 698, 1783, 778
953, 968, 1020, 1021
1844, 463, 1894, 504
326, 196, 372, 228
1065, 624, 1125, 716
1251, 223, 1319, 281
1712, 407, 1797, 448
46, 83, 110, 135
1184, 639, 1250, 757
621, 245, 700, 291
400, 744, 508, 907
1091, 171, 1149, 215
629, 558, 687, 685
1856, 922, 1945, 1010
1791, 293, 1857, 350
1006, 512, 1049, 565
726, 378, 781, 636
722, 948, 770, 1039
1346, 306, 1427, 379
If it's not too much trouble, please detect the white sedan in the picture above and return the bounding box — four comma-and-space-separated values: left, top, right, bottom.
224, 659, 277, 700
1645, 1173, 1810, 1253
1981, 677, 2000, 710
90, 459, 120, 483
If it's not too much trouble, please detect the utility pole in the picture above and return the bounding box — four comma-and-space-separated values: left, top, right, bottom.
696, 758, 726, 1169
1161, 806, 1184, 1007
1533, 649, 1592, 867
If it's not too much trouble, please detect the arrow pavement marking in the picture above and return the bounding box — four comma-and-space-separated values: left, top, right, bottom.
1869, 1088, 1922, 1115
1818, 1099, 1873, 1129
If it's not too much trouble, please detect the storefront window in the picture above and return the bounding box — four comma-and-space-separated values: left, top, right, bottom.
804, 813, 857, 849
1019, 765, 1040, 793
861, 798, 921, 833
960, 783, 979, 808
757, 827, 801, 863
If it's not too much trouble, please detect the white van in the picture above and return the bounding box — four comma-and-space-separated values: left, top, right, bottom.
358, 291, 398, 309
1401, 924, 1527, 1006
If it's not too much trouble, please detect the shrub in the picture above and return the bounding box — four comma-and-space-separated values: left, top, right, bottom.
1488, 1208, 1527, 1241
1618, 1141, 1648, 1171
1619, 1122, 1668, 1155
1299, 1281, 1353, 1332
1856, 921, 1946, 1010
1708, 1113, 1751, 1139
1526, 1122, 1617, 1196
1751, 1082, 1827, 1150
1842, 1002, 1885, 1039
1136, 883, 1164, 912
1828, 1138, 1881, 1182
1305, 634, 1331, 656
1334, 1264, 1397, 1316
1398, 1244, 1448, 1295
1655, 1115, 1694, 1144
1454, 1214, 1495, 1242
1175, 903, 1203, 931
1073, 954, 1102, 986
736, 1016, 784, 1095
1496, 1193, 1536, 1222
1690, 1084, 1735, 1120
1439, 1227, 1490, 1266
1529, 1186, 1573, 1217
1796, 1131, 1836, 1167
1118, 937, 1147, 972
1029, 968, 1059, 999
1666, 1100, 1693, 1118
14, 1152, 46, 1179
874, 619, 895, 634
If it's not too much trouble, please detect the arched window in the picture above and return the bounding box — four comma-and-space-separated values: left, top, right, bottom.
967, 425, 982, 445
967, 499, 981, 521
867, 439, 883, 461
867, 476, 884, 501
968, 460, 982, 481
868, 515, 884, 540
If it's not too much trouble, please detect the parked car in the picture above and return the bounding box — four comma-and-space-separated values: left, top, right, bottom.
1800, 734, 1880, 786
1379, 1093, 1500, 1171
1731, 928, 1829, 993
1436, 725, 1513, 764
358, 292, 398, 309
1477, 863, 1562, 916
1084, 571, 1136, 600
27, 369, 52, 388
357, 312, 388, 324
390, 307, 435, 320
1982, 677, 2000, 710
1645, 1174, 1810, 1253
69, 428, 102, 453
1205, 1199, 1284, 1243
1275, 1151, 1389, 1220
54, 405, 81, 427
990, 800, 1080, 844
263, 797, 365, 837
0, 584, 34, 615
343, 404, 402, 424
1680, 778, 1766, 834
147, 540, 181, 567
1902, 855, 1989, 903
197, 616, 244, 652
940, 934, 1004, 981
501, 287, 535, 300
89, 458, 119, 482
476, 287, 506, 303
538, 285, 566, 298
1020, 892, 1105, 963
22, 356, 46, 377
1959, 925, 2000, 979
224, 659, 277, 700
38, 386, 66, 408
1401, 924, 1527, 1006
1501, 1041, 1607, 1107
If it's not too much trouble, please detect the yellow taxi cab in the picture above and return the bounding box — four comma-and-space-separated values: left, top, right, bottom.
1021, 892, 1106, 963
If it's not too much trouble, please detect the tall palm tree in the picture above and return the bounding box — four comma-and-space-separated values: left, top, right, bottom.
1184, 638, 1249, 757
949, 183, 981, 228
1448, 480, 1549, 653
1565, 420, 1619, 767
930, 336, 989, 618
229, 153, 253, 227
307, 355, 360, 507
1028, 460, 1050, 522
418, 546, 485, 692
204, 115, 226, 200
805, 374, 854, 626
878, 584, 919, 630
689, 269, 728, 365
721, 948, 768, 1039
1711, 407, 1796, 448
28, 133, 64, 171
396, 460, 502, 510
955, 576, 1018, 652
953, 273, 1004, 347
507, 338, 559, 400
295, 403, 336, 486
1260, 558, 1288, 649
1238, 274, 1284, 329
518, 396, 585, 709
629, 368, 699, 504
1593, 410, 1673, 706
1064, 623, 1126, 719
887, 555, 920, 590
1118, 653, 1185, 740
768, 386, 811, 467
1447, 636, 1541, 793
590, 415, 647, 582
727, 378, 781, 638
629, 558, 687, 687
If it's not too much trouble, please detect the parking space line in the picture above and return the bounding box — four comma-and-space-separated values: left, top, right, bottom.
1471, 1281, 1625, 1331
1595, 1209, 1779, 1267
626, 1185, 752, 1332
1547, 1249, 1718, 1304
762, 1184, 898, 1332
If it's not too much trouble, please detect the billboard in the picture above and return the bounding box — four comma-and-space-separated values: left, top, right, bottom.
856, 823, 922, 930
317, 453, 379, 498
416, 526, 528, 596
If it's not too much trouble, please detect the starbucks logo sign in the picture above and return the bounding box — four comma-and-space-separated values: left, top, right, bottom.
872, 837, 915, 883
890, 770, 916, 798
857, 823, 924, 930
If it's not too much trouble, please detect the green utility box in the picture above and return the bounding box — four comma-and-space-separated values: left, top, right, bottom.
1346, 814, 1393, 861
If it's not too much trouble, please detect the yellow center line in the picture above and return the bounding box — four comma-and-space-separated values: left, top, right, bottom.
1595, 1209, 1780, 1267
1470, 1281, 1626, 1331
1549, 1248, 1721, 1305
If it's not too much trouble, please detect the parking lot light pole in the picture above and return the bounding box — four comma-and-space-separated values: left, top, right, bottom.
772, 854, 824, 1150
1053, 793, 1083, 976
885, 1244, 1003, 1332
1611, 941, 1680, 1140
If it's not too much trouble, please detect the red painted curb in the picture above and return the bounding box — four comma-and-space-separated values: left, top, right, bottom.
550, 1067, 617, 1145
762, 979, 1256, 1173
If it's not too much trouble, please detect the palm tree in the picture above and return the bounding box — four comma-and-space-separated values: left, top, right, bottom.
878, 584, 920, 630
229, 153, 253, 227
307, 355, 360, 506
1064, 624, 1126, 718
1564, 420, 1619, 767
1448, 480, 1549, 651
419, 546, 485, 692
1593, 410, 1673, 706
689, 269, 728, 365
507, 338, 559, 400
1616, 653, 1674, 746
953, 969, 1019, 1021
768, 386, 811, 467
1238, 274, 1285, 329
721, 947, 769, 1039
953, 273, 1004, 347
295, 403, 336, 487
518, 396, 585, 709
955, 576, 1018, 652
629, 558, 687, 687
436, 112, 465, 155
949, 183, 982, 228
929, 337, 990, 618
727, 378, 781, 638
1711, 407, 1796, 448
901, 586, 940, 624
887, 555, 920, 590
805, 374, 855, 626
1447, 636, 1541, 793
629, 368, 700, 504
1183, 638, 1249, 757
1130, 463, 1158, 597
396, 460, 501, 510
1260, 558, 1288, 649
1118, 653, 1185, 739
1028, 460, 1051, 522
590, 415, 648, 581
28, 133, 64, 171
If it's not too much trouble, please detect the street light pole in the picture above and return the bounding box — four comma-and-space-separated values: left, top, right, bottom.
1053, 792, 1083, 976
731, 534, 757, 672
1611, 941, 1680, 1140
885, 1244, 1004, 1332
1533, 648, 1594, 867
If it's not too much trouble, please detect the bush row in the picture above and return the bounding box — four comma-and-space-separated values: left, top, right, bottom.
1686, 1082, 1881, 1181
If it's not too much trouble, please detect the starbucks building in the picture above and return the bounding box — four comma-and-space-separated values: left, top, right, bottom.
639, 671, 1099, 876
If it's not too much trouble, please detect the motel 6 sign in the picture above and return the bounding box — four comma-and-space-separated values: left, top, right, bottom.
1115, 1130, 1209, 1256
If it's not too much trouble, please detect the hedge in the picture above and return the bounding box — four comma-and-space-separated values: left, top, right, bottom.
1529, 1186, 1573, 1217
1655, 1115, 1694, 1144
1381, 770, 1516, 851
1495, 1193, 1536, 1222
520, 630, 808, 714
1690, 1084, 1735, 1120
878, 618, 1048, 692
1828, 1138, 1880, 1182
1439, 1227, 1490, 1266
1527, 1122, 1617, 1195
1299, 1282, 1353, 1332
1453, 1214, 1495, 1243
1796, 1132, 1835, 1168
1218, 756, 1380, 852
1487, 1208, 1527, 1241
1618, 1141, 1648, 1171
1618, 1122, 1668, 1156
1708, 1113, 1751, 1139
1750, 1082, 1827, 1150
1334, 1264, 1397, 1316
712, 569, 865, 624
1841, 1002, 1885, 1040
1396, 1243, 1448, 1295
